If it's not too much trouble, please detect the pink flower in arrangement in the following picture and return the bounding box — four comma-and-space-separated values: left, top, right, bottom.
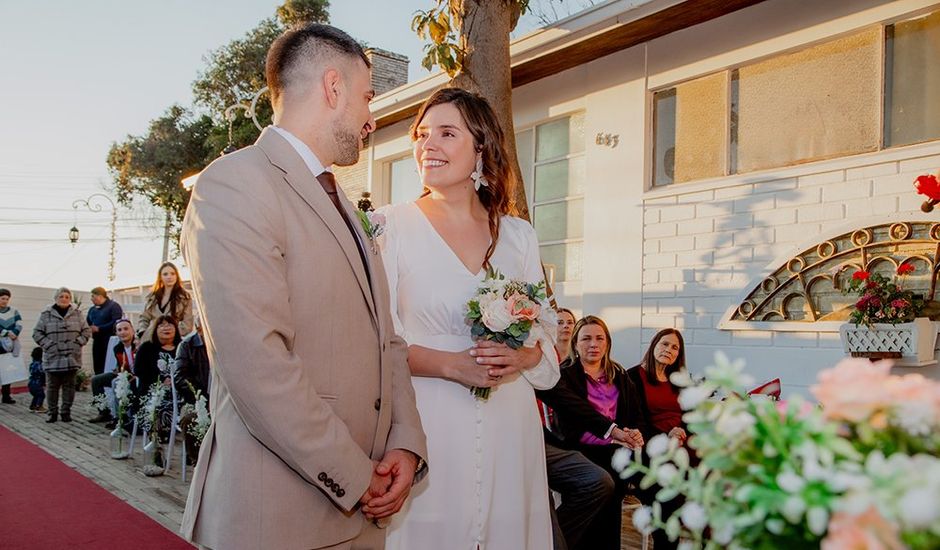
508, 293, 541, 321
811, 359, 893, 423
821, 507, 905, 550
890, 299, 909, 309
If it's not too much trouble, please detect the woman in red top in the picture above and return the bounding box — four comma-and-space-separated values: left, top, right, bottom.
626, 328, 690, 446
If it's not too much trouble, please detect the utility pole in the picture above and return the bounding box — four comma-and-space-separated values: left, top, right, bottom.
162, 210, 171, 263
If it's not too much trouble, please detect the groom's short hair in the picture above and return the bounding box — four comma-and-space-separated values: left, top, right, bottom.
266, 23, 370, 107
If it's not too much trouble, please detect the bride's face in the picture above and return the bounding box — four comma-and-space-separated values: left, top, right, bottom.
412, 102, 478, 191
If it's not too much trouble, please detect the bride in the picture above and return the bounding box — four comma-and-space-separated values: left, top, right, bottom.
378, 87, 560, 550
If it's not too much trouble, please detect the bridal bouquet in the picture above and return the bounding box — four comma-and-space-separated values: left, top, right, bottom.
465, 267, 555, 400
616, 353, 940, 550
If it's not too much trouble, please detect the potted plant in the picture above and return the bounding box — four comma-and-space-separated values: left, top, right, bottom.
839, 263, 937, 367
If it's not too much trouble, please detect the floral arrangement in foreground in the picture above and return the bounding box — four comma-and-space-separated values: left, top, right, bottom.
842, 263, 924, 327
90, 371, 133, 426
180, 390, 211, 447
615, 353, 940, 550
465, 267, 555, 400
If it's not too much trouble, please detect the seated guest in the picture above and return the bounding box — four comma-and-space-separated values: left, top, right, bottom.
132, 315, 182, 477
626, 328, 691, 449
538, 315, 650, 550
540, 307, 616, 550
89, 318, 137, 425
176, 315, 210, 464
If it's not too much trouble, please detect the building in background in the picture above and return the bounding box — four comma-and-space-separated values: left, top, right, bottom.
337, 0, 940, 395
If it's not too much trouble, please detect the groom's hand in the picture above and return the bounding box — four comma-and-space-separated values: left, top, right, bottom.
359, 461, 392, 512
361, 449, 418, 520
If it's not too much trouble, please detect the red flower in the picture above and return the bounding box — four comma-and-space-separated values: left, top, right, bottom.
891, 299, 910, 308
897, 263, 915, 275
852, 271, 870, 281
914, 174, 940, 201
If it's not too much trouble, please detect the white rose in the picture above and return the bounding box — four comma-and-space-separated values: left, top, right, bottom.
481, 297, 513, 332
646, 433, 670, 457
678, 385, 712, 410
680, 502, 707, 532
632, 506, 652, 533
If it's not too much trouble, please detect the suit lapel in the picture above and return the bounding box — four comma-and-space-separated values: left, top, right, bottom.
256, 129, 378, 328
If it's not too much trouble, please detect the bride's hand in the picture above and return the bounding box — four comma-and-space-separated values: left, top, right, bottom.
445, 349, 500, 388
470, 340, 542, 379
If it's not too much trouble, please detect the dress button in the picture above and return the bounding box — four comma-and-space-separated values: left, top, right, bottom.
374, 398, 381, 411
317, 472, 327, 482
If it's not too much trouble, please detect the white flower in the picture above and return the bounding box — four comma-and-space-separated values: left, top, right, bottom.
713, 523, 734, 544
611, 447, 632, 471
899, 487, 940, 529
781, 495, 806, 524
677, 541, 694, 550
480, 297, 513, 332
807, 506, 828, 536
776, 470, 805, 493
678, 384, 712, 410
715, 409, 755, 438
657, 463, 679, 484
646, 433, 670, 457
680, 502, 707, 532
632, 506, 652, 533
893, 401, 934, 437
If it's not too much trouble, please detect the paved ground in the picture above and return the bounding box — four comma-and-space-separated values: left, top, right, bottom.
0, 388, 650, 549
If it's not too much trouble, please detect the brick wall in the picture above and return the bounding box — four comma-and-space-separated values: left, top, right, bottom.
640, 149, 940, 391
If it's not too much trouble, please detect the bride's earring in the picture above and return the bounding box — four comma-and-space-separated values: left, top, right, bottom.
470, 155, 488, 191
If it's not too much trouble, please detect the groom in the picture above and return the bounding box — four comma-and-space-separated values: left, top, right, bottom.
180, 23, 427, 550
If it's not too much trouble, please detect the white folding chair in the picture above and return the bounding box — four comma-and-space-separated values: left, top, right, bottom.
162, 361, 188, 481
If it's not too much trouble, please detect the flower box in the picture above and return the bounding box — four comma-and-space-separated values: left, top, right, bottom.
839, 317, 939, 367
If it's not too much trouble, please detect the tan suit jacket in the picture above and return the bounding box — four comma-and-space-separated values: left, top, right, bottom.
179, 128, 427, 549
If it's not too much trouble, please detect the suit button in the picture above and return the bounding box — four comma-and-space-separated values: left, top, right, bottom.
325, 477, 334, 487
337, 489, 346, 498
374, 398, 381, 411
317, 472, 327, 482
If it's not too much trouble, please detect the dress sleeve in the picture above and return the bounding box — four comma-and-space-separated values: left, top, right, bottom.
376, 206, 407, 341
516, 218, 560, 390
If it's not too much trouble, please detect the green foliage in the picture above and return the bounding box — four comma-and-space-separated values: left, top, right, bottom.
412, 0, 531, 78
277, 0, 330, 27
106, 105, 214, 245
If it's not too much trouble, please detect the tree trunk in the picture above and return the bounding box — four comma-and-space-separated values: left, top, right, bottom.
452, 0, 530, 221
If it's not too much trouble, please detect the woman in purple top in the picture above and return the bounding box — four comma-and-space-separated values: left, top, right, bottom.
541, 316, 653, 550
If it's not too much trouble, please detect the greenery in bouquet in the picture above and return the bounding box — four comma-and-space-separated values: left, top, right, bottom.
464, 266, 555, 400
616, 353, 940, 550
136, 381, 168, 436
74, 369, 91, 391
842, 264, 924, 327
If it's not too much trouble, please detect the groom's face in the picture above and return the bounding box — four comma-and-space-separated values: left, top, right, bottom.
332, 58, 376, 167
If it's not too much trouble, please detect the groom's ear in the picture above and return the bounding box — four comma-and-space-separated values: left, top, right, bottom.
323, 68, 342, 109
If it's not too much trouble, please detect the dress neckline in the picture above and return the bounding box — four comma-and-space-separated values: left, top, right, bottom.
408, 202, 491, 278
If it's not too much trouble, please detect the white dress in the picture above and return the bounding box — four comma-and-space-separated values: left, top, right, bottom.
379, 202, 559, 550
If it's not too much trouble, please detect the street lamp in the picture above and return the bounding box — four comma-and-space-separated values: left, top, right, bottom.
222, 86, 267, 152
71, 193, 118, 281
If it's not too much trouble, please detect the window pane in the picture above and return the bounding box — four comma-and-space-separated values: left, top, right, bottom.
515, 129, 535, 209
674, 72, 728, 183
536, 118, 570, 161
653, 88, 676, 186
533, 199, 584, 242
736, 28, 882, 173
885, 11, 940, 147
534, 157, 585, 202
389, 157, 422, 205
540, 242, 583, 282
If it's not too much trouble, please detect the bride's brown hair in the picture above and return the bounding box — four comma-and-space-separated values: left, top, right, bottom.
410, 87, 516, 268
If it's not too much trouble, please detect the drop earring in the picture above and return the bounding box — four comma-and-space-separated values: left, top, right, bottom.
470, 156, 488, 191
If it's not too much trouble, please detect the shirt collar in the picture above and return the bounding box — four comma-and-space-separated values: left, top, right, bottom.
270, 125, 329, 178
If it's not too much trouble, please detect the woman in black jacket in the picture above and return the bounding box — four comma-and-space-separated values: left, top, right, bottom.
537, 315, 655, 550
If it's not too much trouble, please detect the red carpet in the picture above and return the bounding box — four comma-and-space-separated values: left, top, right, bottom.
0, 424, 194, 549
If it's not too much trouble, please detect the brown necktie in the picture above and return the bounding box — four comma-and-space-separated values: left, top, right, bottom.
316, 171, 344, 213
316, 171, 371, 282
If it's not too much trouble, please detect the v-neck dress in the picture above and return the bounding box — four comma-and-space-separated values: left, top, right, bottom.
379, 202, 558, 550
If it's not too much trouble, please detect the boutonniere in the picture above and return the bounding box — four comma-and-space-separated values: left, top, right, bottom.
355, 210, 386, 254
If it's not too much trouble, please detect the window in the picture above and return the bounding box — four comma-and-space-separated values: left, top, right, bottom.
652, 10, 940, 186
387, 156, 422, 205
517, 113, 586, 282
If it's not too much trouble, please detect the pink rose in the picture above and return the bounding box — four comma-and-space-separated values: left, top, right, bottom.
508, 294, 541, 321
821, 507, 904, 550
811, 359, 893, 423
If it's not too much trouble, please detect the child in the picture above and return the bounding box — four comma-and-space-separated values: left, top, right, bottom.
28, 347, 46, 413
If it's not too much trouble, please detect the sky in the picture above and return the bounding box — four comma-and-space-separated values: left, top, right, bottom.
0, 1, 549, 291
